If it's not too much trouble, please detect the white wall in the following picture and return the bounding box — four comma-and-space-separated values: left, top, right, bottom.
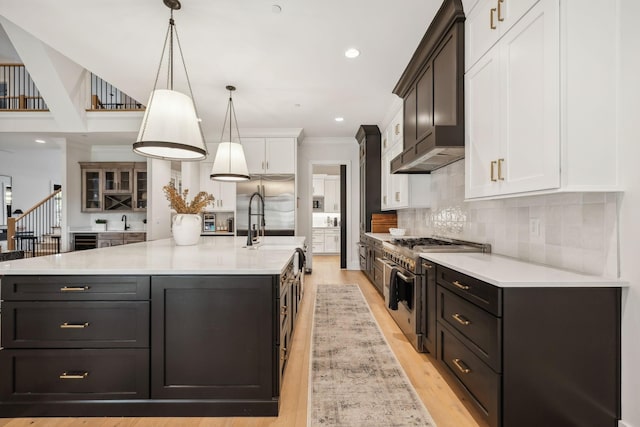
298, 137, 359, 270
398, 160, 619, 277
618, 0, 640, 425
0, 145, 62, 211
147, 158, 172, 241
62, 139, 91, 252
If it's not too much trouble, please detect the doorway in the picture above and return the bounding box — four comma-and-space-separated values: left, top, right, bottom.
311, 164, 347, 268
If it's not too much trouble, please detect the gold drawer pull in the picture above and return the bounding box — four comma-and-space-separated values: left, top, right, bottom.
490, 7, 497, 29
60, 322, 90, 329
497, 0, 504, 21
452, 358, 471, 374
60, 286, 90, 292
452, 280, 470, 290
280, 348, 288, 361
452, 313, 471, 326
59, 372, 89, 380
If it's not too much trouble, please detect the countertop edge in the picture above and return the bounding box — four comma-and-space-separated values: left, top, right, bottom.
420, 252, 627, 288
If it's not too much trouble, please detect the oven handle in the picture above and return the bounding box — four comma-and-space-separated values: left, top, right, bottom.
397, 271, 414, 282
378, 257, 415, 282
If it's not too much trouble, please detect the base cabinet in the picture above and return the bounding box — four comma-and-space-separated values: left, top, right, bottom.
0, 268, 302, 417
434, 264, 621, 427
150, 275, 274, 400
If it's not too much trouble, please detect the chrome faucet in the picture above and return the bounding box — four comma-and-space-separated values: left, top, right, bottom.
246, 191, 265, 246
121, 214, 130, 230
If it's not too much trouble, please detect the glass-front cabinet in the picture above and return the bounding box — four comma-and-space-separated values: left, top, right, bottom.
134, 168, 148, 211
80, 162, 146, 212
103, 168, 132, 193
81, 168, 103, 212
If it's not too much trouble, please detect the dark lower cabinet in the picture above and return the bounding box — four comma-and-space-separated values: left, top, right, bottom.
151, 275, 275, 401
434, 265, 621, 427
0, 349, 149, 401
0, 270, 301, 417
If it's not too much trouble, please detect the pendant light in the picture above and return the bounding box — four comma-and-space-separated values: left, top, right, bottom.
210, 85, 250, 182
133, 0, 207, 161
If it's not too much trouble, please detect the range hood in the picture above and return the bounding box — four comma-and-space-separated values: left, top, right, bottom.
389, 0, 465, 174
390, 126, 464, 174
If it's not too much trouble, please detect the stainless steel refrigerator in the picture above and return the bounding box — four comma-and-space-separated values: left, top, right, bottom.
236, 175, 295, 236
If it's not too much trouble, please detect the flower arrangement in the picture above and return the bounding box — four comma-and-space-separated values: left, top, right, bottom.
95, 219, 107, 224
163, 183, 214, 214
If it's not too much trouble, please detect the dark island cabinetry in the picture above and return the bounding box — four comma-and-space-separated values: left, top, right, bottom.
151, 275, 275, 402
434, 265, 621, 427
0, 275, 150, 407
0, 267, 301, 417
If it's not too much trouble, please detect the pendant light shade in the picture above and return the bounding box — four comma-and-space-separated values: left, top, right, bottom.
210, 142, 250, 181
134, 89, 207, 160
210, 86, 250, 182
132, 0, 207, 161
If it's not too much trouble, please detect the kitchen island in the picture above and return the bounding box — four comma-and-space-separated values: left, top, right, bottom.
0, 236, 305, 417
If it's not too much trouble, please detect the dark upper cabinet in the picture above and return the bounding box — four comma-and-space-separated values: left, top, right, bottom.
356, 125, 382, 233
392, 0, 465, 173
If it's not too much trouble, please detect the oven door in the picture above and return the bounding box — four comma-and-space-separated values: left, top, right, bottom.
382, 258, 423, 352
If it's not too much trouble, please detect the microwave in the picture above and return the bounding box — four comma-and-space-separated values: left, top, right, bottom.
312, 196, 324, 212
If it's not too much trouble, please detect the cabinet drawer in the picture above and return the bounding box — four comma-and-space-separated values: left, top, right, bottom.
97, 232, 124, 240
124, 233, 146, 243
0, 349, 149, 401
438, 286, 501, 372
2, 302, 149, 349
1, 276, 150, 301
438, 323, 500, 427
436, 266, 501, 316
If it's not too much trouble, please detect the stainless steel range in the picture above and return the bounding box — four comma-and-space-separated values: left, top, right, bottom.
381, 236, 491, 353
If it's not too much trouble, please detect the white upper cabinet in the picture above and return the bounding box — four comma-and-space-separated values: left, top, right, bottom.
323, 176, 340, 213
465, 0, 619, 200
312, 176, 325, 196
199, 159, 236, 212
242, 137, 296, 175
466, 0, 540, 71
466, 0, 559, 198
381, 108, 431, 210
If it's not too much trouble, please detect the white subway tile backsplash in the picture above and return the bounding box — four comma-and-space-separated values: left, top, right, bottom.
396, 159, 619, 277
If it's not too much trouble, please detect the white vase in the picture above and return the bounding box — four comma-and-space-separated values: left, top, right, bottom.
172, 214, 201, 246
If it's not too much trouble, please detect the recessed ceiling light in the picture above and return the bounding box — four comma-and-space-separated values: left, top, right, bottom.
344, 48, 360, 59
335, 117, 344, 122
35, 139, 46, 144
272, 4, 282, 13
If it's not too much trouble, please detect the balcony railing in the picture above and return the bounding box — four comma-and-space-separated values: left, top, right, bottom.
0, 65, 144, 112
89, 73, 144, 111
0, 64, 48, 111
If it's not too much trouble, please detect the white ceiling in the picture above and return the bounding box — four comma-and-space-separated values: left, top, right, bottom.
0, 0, 450, 146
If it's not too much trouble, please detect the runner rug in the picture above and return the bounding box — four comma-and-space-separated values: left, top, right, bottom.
308, 284, 437, 426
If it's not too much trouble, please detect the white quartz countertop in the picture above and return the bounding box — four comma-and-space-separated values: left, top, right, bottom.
420, 252, 625, 288
70, 229, 146, 234
0, 236, 306, 275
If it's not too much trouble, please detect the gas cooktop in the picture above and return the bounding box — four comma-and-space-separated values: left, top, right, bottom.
385, 236, 491, 256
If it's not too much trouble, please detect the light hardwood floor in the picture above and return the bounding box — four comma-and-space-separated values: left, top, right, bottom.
0, 256, 485, 427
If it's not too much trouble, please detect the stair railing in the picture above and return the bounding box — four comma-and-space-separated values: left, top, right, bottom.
7, 188, 62, 257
